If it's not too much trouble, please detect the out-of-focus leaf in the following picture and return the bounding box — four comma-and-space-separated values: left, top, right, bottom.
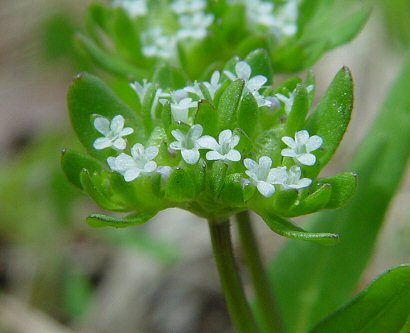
268, 57, 410, 333
244, 48, 273, 85
310, 265, 410, 333
318, 172, 358, 209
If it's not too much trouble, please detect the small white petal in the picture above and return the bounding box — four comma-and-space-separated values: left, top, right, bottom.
131, 143, 144, 157
210, 71, 220, 85
120, 127, 134, 136
295, 130, 310, 145
296, 178, 312, 188
218, 129, 232, 143
116, 153, 136, 170
113, 138, 127, 150
268, 167, 288, 184
145, 146, 159, 160
107, 157, 117, 171
247, 75, 267, 91
225, 149, 241, 162
171, 129, 185, 142
93, 137, 112, 150
94, 117, 110, 135
244, 158, 258, 170
197, 136, 219, 150
230, 135, 240, 148
182, 149, 200, 164
189, 124, 203, 140
281, 148, 298, 157
224, 70, 237, 81
206, 150, 224, 161
236, 61, 251, 80
258, 156, 272, 171
257, 181, 275, 198
297, 153, 316, 166
306, 135, 323, 152
170, 141, 182, 150
282, 136, 296, 148
124, 168, 141, 182
143, 161, 157, 173
111, 115, 125, 133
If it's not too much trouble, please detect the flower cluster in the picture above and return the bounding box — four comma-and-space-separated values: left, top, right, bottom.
113, 0, 299, 61
92, 61, 322, 201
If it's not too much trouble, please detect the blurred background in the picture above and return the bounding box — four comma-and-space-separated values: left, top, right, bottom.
0, 1, 409, 332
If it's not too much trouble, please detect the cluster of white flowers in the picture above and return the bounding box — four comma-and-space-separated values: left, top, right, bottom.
240, 0, 299, 37
92, 114, 322, 200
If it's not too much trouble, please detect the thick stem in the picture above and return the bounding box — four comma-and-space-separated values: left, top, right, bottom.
208, 219, 260, 333
236, 211, 283, 333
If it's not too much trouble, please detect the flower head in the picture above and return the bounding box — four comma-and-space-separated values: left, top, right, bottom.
164, 90, 198, 123
141, 27, 177, 59
281, 130, 323, 166
244, 156, 287, 197
224, 61, 271, 107
107, 143, 158, 182
170, 124, 204, 164
198, 129, 241, 162
281, 166, 312, 189
171, 0, 207, 14
93, 115, 134, 150
177, 12, 214, 40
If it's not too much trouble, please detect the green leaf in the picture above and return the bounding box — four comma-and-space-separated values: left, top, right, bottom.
305, 67, 353, 172
209, 161, 227, 198
238, 93, 259, 139
75, 34, 147, 79
257, 212, 338, 245
217, 79, 245, 130
310, 265, 410, 333
318, 172, 358, 209
61, 149, 104, 189
80, 169, 129, 212
166, 168, 197, 202
152, 63, 187, 90
244, 48, 273, 85
285, 84, 309, 135
285, 184, 332, 217
195, 100, 218, 137
220, 173, 245, 207
268, 57, 410, 333
87, 211, 157, 228
68, 72, 145, 160
274, 189, 298, 212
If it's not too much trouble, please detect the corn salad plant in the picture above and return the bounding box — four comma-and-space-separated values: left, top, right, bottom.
62, 1, 410, 332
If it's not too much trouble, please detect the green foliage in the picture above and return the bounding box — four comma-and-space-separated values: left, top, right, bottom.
268, 56, 410, 333
310, 265, 410, 333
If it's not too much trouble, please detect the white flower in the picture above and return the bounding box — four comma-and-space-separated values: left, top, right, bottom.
177, 12, 214, 40
281, 166, 312, 189
141, 27, 177, 59
130, 79, 152, 103
185, 71, 221, 101
162, 90, 198, 123
243, 0, 276, 28
171, 0, 206, 14
197, 129, 241, 162
275, 88, 296, 114
184, 81, 205, 100
244, 156, 287, 197
170, 124, 204, 164
274, 2, 299, 37
203, 71, 221, 100
224, 61, 271, 107
112, 0, 147, 18
281, 130, 323, 166
107, 143, 158, 182
93, 115, 134, 150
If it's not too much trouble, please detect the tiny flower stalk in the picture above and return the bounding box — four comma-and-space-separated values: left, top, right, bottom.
63, 54, 357, 332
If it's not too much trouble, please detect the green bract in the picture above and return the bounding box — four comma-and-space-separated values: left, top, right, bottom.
77, 0, 370, 80
63, 55, 356, 243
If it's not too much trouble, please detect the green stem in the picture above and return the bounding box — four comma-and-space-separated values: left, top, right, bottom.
208, 219, 260, 333
236, 211, 283, 333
